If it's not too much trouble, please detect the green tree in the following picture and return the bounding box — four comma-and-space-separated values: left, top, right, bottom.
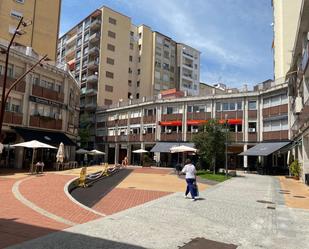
193, 119, 227, 173
79, 113, 92, 148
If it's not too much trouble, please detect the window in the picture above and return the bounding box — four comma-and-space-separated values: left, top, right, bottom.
136, 93, 140, 99
104, 99, 113, 106
222, 103, 229, 111
137, 69, 141, 75
138, 57, 141, 63
237, 102, 242, 110
216, 103, 221, 111
128, 68, 132, 74
229, 102, 235, 110
106, 57, 114, 65
139, 32, 142, 39
248, 100, 257, 110
108, 30, 116, 39
155, 61, 161, 68
11, 10, 23, 19
105, 85, 113, 92
129, 55, 133, 62
106, 71, 114, 78
128, 80, 132, 86
130, 43, 134, 50
155, 71, 160, 79
84, 32, 89, 41
138, 44, 142, 51
130, 31, 134, 36
83, 46, 88, 55
163, 51, 169, 58
107, 44, 115, 51
163, 63, 169, 70
77, 37, 82, 46
109, 17, 117, 25
16, 0, 25, 3
137, 81, 140, 87
76, 50, 81, 58
248, 122, 257, 133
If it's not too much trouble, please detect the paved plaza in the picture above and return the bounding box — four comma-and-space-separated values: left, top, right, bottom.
0, 167, 308, 249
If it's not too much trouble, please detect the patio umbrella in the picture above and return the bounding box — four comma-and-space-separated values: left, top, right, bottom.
76, 148, 89, 154
12, 140, 56, 173
133, 149, 148, 166
88, 149, 105, 155
170, 145, 197, 153
56, 142, 65, 163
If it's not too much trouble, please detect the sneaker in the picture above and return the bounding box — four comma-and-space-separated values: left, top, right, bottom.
184, 195, 189, 199
192, 198, 197, 201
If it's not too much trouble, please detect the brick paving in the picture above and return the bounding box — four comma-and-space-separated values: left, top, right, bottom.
0, 178, 68, 249
19, 174, 101, 224
131, 167, 172, 175
92, 187, 172, 215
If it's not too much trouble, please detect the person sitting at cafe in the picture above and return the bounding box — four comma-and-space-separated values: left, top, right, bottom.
35, 161, 45, 173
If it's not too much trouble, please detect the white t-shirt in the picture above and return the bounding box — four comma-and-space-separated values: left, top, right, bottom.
181, 163, 196, 179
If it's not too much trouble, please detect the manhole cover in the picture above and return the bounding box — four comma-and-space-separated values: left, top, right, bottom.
293, 195, 306, 198
257, 200, 275, 204
179, 237, 237, 249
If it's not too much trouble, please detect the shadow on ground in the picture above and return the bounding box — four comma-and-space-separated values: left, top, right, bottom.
2, 218, 146, 249
70, 168, 133, 207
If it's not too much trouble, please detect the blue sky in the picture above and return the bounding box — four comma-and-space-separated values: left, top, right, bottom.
60, 0, 274, 89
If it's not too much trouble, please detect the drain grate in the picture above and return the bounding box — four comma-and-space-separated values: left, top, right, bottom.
257, 200, 275, 204
293, 195, 306, 198
179, 237, 238, 249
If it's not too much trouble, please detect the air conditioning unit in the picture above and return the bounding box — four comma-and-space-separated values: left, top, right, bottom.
166, 129, 172, 133
192, 129, 199, 133
294, 96, 303, 114
142, 130, 146, 134
248, 128, 256, 133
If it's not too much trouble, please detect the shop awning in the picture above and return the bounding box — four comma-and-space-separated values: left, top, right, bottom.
150, 142, 195, 153
14, 127, 76, 146
239, 142, 290, 156
159, 121, 182, 126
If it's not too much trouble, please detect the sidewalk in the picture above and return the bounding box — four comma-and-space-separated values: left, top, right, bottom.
9, 173, 309, 249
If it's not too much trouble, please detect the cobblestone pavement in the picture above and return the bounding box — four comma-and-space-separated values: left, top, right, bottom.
9, 173, 309, 249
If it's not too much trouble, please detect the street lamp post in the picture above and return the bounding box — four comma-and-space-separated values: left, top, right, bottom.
0, 17, 47, 140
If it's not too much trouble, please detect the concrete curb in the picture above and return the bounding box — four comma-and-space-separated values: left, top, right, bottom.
64, 177, 106, 217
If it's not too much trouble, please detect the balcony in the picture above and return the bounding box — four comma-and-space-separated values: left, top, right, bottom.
85, 88, 97, 96
0, 75, 26, 92
118, 119, 127, 126
3, 111, 22, 125
129, 134, 140, 142
88, 46, 100, 55
161, 114, 183, 121
29, 115, 62, 130
130, 117, 141, 124
32, 85, 64, 102
85, 102, 97, 110
107, 135, 116, 142
106, 120, 116, 127
90, 19, 102, 30
142, 133, 155, 142
66, 34, 77, 45
89, 33, 100, 43
143, 115, 156, 123
187, 112, 211, 120
87, 74, 98, 82
88, 60, 99, 69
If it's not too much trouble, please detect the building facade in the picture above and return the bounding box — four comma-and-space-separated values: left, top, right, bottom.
0, 41, 80, 169
286, 0, 309, 182
0, 0, 61, 61
96, 82, 289, 173
272, 0, 302, 80
58, 6, 200, 148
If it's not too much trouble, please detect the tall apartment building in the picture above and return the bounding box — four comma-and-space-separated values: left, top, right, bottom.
0, 0, 61, 61
272, 0, 302, 81
58, 6, 200, 148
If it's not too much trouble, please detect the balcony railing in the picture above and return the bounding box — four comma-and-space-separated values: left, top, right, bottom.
88, 46, 100, 55
87, 74, 98, 82
88, 60, 99, 69
0, 75, 26, 92
161, 132, 182, 142
3, 111, 22, 125
89, 33, 100, 43
32, 85, 64, 102
29, 115, 62, 130
142, 133, 155, 142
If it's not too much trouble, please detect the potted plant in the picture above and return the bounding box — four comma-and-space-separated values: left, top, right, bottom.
289, 159, 301, 180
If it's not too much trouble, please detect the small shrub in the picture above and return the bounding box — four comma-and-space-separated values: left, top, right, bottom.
289, 160, 301, 177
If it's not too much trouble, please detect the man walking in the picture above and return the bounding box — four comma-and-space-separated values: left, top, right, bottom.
182, 159, 198, 201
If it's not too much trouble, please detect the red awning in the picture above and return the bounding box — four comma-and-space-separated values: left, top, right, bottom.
187, 120, 207, 125
219, 119, 242, 125
159, 121, 182, 126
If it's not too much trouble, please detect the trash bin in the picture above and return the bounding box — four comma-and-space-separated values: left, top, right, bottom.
305, 173, 309, 186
